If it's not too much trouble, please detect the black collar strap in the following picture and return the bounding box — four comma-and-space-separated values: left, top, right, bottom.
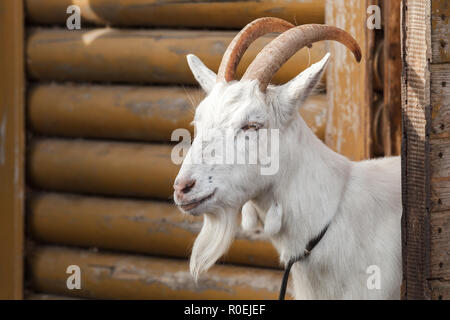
278, 223, 330, 300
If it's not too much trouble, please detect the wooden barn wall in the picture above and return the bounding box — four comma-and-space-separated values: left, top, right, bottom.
23, 0, 332, 300
401, 0, 450, 300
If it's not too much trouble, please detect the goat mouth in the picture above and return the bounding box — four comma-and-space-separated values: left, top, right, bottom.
179, 190, 216, 212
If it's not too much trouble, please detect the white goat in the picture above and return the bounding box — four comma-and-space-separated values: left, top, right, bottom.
173, 18, 402, 299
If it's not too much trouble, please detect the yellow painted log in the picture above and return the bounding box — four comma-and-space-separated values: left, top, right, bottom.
25, 0, 324, 28
26, 293, 81, 300
28, 84, 199, 142
30, 192, 280, 268
28, 83, 328, 141
27, 28, 326, 85
29, 139, 178, 199
30, 246, 286, 299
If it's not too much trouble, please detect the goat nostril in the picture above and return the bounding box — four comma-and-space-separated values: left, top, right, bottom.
174, 178, 196, 194
182, 180, 196, 194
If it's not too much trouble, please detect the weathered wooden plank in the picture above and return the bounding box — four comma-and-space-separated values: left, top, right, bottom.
431, 179, 450, 213
29, 192, 280, 269
430, 138, 450, 179
0, 0, 25, 300
430, 67, 450, 215
325, 0, 373, 160
430, 210, 450, 280
25, 0, 325, 28
29, 139, 178, 199
429, 280, 450, 300
401, 0, 432, 300
28, 84, 328, 142
430, 63, 450, 139
431, 0, 449, 63
27, 28, 326, 85
30, 246, 287, 299
382, 0, 402, 156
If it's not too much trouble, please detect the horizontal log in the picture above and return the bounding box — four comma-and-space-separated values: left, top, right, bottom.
27, 28, 326, 85
30, 246, 286, 299
25, 0, 325, 28
28, 84, 198, 142
26, 293, 81, 300
29, 139, 178, 199
28, 83, 328, 141
30, 192, 280, 268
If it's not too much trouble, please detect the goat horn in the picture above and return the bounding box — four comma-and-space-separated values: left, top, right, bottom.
217, 17, 294, 82
241, 24, 362, 92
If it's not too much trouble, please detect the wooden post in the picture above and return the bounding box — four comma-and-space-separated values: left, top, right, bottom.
325, 0, 375, 160
0, 0, 25, 299
401, 0, 450, 300
382, 0, 402, 156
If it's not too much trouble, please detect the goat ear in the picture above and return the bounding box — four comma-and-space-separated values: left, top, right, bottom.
187, 54, 216, 94
272, 53, 330, 121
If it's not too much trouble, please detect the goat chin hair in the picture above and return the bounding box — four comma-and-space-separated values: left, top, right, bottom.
190, 208, 238, 281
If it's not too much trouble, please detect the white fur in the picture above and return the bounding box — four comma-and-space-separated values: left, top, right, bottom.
174, 53, 402, 299
241, 201, 259, 231
264, 201, 283, 236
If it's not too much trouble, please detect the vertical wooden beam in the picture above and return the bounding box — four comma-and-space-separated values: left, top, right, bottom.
0, 0, 25, 299
400, 0, 432, 300
325, 0, 374, 160
382, 0, 402, 156
428, 0, 450, 300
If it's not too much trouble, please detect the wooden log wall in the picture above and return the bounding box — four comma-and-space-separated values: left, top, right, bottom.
28, 84, 328, 142
25, 0, 325, 28
27, 28, 326, 85
25, 0, 327, 299
29, 192, 280, 268
30, 246, 287, 300
401, 0, 450, 300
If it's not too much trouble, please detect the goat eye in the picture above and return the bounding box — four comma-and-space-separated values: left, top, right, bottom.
241, 122, 262, 131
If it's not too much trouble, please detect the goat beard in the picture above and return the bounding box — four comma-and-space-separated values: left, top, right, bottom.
190, 209, 238, 281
